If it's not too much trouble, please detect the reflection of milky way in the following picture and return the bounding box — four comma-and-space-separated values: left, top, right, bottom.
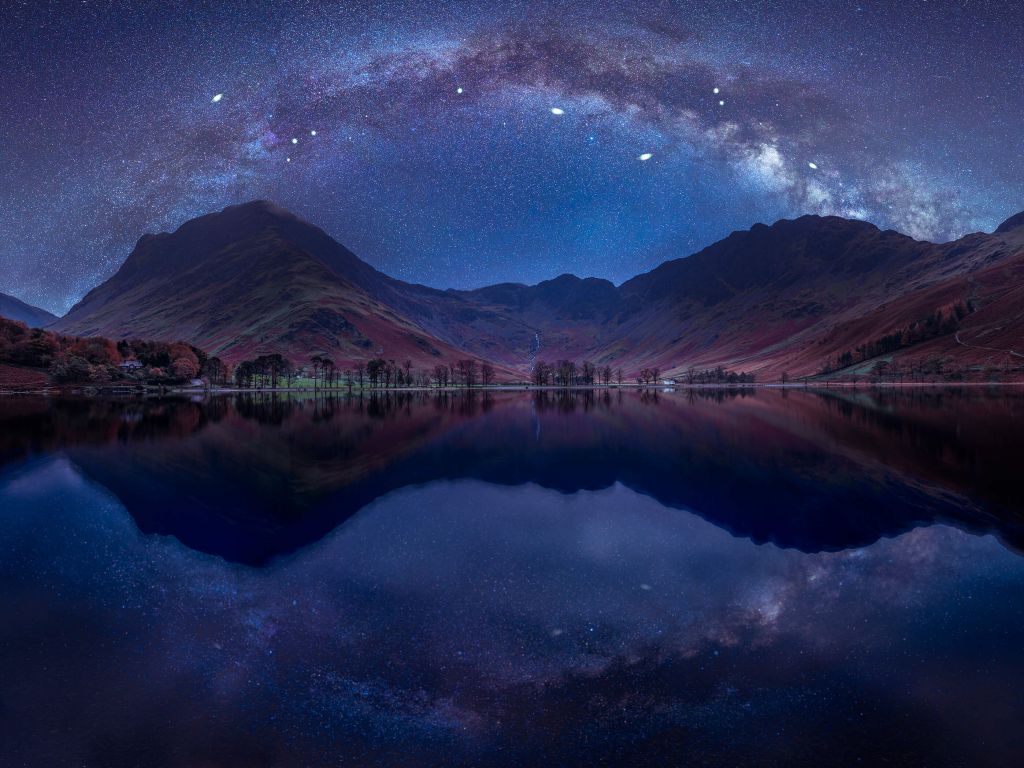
2, 1, 1024, 312
2, 460, 1022, 766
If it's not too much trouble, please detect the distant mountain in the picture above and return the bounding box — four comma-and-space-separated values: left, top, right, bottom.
0, 292, 57, 328
53, 200, 1024, 378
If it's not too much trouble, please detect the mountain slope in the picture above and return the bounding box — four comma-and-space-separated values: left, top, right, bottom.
53, 201, 1024, 379
0, 292, 57, 328
55, 202, 482, 366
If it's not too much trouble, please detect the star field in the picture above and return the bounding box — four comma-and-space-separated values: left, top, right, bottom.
1, 0, 1022, 314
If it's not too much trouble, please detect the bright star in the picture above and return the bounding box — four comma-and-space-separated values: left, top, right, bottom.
639, 152, 653, 161
550, 107, 564, 115
808, 162, 818, 170
718, 100, 725, 106
457, 87, 463, 94
291, 138, 298, 144
713, 87, 720, 94
310, 130, 317, 136
211, 93, 223, 103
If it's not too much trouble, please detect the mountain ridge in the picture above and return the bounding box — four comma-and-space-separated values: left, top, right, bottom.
0, 292, 57, 328
51, 201, 1024, 379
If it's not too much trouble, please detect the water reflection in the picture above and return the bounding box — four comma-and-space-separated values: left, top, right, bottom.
1, 388, 1022, 564
2, 389, 1024, 765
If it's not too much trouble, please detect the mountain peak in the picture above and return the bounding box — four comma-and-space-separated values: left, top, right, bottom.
995, 210, 1024, 234
0, 291, 58, 327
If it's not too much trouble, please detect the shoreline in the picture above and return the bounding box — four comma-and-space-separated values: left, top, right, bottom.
4, 380, 1024, 397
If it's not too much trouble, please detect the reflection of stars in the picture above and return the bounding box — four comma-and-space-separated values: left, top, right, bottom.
550, 107, 564, 115
808, 162, 818, 170
639, 153, 653, 161
211, 93, 223, 103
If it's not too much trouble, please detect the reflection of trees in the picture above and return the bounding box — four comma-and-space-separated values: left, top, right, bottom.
0, 396, 216, 466
533, 390, 600, 413
683, 387, 755, 404
232, 393, 298, 425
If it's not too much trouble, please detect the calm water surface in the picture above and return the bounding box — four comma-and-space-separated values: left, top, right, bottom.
1, 388, 1023, 766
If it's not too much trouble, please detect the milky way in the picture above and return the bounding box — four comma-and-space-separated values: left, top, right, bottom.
2, 0, 1023, 313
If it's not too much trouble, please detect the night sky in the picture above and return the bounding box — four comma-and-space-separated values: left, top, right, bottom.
2, 0, 1023, 315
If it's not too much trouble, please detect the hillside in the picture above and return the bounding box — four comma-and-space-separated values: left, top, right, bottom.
52, 201, 1024, 380
0, 291, 57, 328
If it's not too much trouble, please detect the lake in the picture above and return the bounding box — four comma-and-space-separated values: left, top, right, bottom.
1, 388, 1023, 766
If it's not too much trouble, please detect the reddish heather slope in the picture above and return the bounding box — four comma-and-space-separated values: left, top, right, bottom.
52, 201, 1024, 378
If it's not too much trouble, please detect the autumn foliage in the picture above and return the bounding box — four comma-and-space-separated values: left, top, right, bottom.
0, 316, 213, 386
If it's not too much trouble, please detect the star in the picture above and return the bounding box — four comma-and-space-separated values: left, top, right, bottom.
718, 100, 725, 107
713, 87, 720, 94
310, 130, 317, 136
291, 138, 298, 144
457, 87, 464, 94
211, 93, 223, 103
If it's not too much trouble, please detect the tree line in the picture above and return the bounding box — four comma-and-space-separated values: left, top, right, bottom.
531, 360, 620, 386
229, 354, 498, 390
818, 301, 975, 375
0, 317, 223, 386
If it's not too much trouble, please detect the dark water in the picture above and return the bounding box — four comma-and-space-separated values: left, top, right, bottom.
1, 388, 1023, 766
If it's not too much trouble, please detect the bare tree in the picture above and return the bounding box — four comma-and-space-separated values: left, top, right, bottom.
581, 361, 595, 385
310, 355, 322, 390
481, 362, 495, 387
533, 360, 552, 386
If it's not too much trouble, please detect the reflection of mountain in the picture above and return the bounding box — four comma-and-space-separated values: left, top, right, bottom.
3, 390, 1021, 564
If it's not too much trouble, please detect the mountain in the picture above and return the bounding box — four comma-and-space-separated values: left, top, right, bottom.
0, 292, 57, 328
53, 200, 1024, 379
54, 201, 508, 369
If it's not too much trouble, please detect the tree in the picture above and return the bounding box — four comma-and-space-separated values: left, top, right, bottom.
49, 354, 93, 383
581, 361, 595, 385
555, 359, 577, 387
456, 359, 478, 387
481, 362, 495, 387
366, 358, 386, 387
321, 357, 335, 388
172, 356, 199, 381
532, 360, 552, 386
234, 360, 254, 387
202, 357, 227, 386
